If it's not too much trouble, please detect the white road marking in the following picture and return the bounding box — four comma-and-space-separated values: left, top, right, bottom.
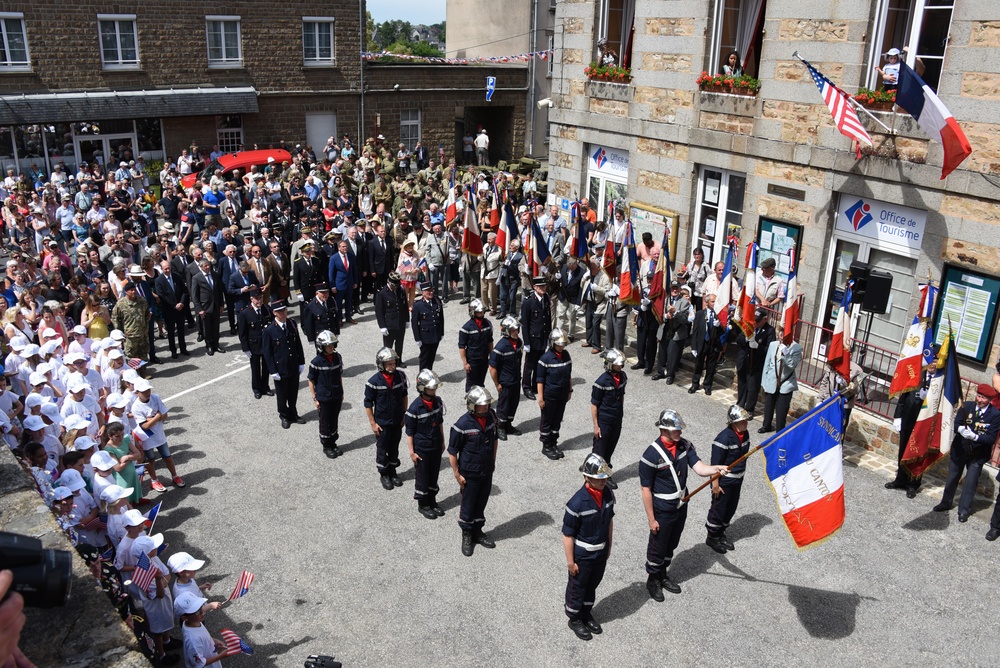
163, 365, 250, 402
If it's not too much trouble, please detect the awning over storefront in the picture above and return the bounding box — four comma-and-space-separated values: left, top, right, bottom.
0, 86, 259, 124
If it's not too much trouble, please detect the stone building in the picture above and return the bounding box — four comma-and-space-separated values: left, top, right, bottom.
548, 0, 1000, 395
0, 2, 526, 175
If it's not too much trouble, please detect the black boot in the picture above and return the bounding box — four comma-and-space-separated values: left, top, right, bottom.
380, 474, 394, 490
461, 530, 474, 557
719, 533, 735, 551
475, 529, 496, 549
705, 535, 728, 554
646, 574, 664, 602
506, 422, 522, 436
568, 618, 592, 641
660, 573, 681, 594
542, 444, 560, 460
497, 427, 507, 441
688, 384, 700, 394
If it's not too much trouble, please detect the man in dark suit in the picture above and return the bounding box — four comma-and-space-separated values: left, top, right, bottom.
520, 276, 552, 400
292, 241, 322, 319
191, 258, 225, 355
688, 293, 726, 395
328, 239, 359, 325
410, 281, 445, 370
301, 283, 341, 343
265, 239, 291, 302
345, 224, 367, 314
933, 383, 1000, 522
237, 287, 272, 399
246, 244, 271, 304
169, 244, 197, 329
227, 260, 261, 313
357, 220, 375, 304
367, 222, 393, 293
652, 282, 692, 384
735, 309, 775, 413
414, 142, 430, 171
154, 259, 189, 359
261, 300, 306, 429
374, 271, 409, 365
219, 245, 242, 334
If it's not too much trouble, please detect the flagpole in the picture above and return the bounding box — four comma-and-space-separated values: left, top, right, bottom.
792, 51, 893, 134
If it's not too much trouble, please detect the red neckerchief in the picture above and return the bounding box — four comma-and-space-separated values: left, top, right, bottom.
421, 396, 435, 410
324, 353, 334, 363
658, 435, 677, 459
509, 337, 519, 350
474, 317, 483, 330
611, 372, 621, 388
734, 428, 746, 443
382, 371, 394, 388
474, 415, 487, 430
553, 350, 563, 361
585, 482, 604, 507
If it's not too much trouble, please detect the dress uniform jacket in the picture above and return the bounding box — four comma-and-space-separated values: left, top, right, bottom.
261, 318, 305, 377
639, 437, 700, 512
292, 255, 323, 302
735, 324, 776, 376
375, 285, 408, 331
489, 337, 522, 386
301, 296, 341, 341
411, 297, 445, 345
405, 396, 445, 452
237, 304, 271, 354
591, 371, 626, 423
448, 412, 498, 478
690, 308, 725, 358
537, 349, 572, 400
458, 317, 494, 362
952, 402, 1000, 460
711, 427, 751, 478
520, 292, 552, 348
562, 485, 616, 560
363, 371, 409, 427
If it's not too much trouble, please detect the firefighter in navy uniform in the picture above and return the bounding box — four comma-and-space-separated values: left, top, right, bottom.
301, 282, 341, 343
448, 386, 499, 557
261, 299, 306, 430
521, 276, 552, 400
405, 369, 446, 519
411, 281, 445, 371
364, 347, 409, 491
705, 405, 753, 554
562, 453, 615, 642
489, 316, 523, 441
590, 348, 627, 489
640, 410, 728, 600
458, 298, 494, 391
374, 272, 409, 366
236, 286, 272, 399
537, 328, 573, 460
307, 331, 344, 459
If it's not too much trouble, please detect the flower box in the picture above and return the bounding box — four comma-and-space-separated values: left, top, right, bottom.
585, 62, 632, 84
852, 87, 896, 111
696, 72, 761, 96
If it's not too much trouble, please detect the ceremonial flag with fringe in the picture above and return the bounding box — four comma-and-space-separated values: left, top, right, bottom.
829, 282, 854, 380
736, 242, 758, 337
889, 283, 938, 398
903, 326, 961, 478
618, 223, 640, 305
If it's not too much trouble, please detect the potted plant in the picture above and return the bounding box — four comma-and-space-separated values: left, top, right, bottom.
852, 87, 896, 111
585, 61, 632, 84
696, 72, 761, 96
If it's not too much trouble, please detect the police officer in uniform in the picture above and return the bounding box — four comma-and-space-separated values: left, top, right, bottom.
292, 241, 323, 319
640, 410, 728, 600
261, 299, 306, 430
458, 298, 494, 391
301, 282, 341, 343
411, 281, 445, 371
591, 348, 626, 489
735, 309, 775, 413
537, 328, 573, 460
374, 271, 408, 366
405, 369, 446, 519
364, 347, 409, 491
489, 316, 523, 441
562, 453, 615, 642
521, 276, 551, 399
236, 286, 272, 399
705, 405, 752, 554
307, 331, 344, 459
448, 386, 499, 556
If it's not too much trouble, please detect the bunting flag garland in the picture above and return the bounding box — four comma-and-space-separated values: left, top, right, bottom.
362, 49, 554, 65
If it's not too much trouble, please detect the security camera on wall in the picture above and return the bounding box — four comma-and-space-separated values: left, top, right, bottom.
537, 98, 553, 109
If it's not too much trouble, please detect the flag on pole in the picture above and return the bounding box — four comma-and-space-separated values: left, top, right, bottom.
763, 394, 847, 549
800, 57, 872, 155
889, 283, 939, 398
780, 248, 799, 344
647, 227, 672, 323
444, 176, 460, 226
600, 231, 617, 278
828, 281, 854, 380
569, 202, 588, 259
143, 501, 162, 533
488, 176, 501, 231
495, 202, 517, 260
618, 223, 640, 305
461, 189, 484, 256
895, 61, 972, 179
529, 216, 551, 277
902, 326, 961, 478
228, 570, 256, 601
714, 239, 738, 330
220, 629, 254, 656
132, 551, 159, 592
736, 242, 758, 337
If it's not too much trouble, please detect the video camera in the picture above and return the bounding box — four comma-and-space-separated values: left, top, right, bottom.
0, 531, 73, 608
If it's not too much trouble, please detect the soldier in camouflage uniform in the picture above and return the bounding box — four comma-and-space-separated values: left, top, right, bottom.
111, 281, 151, 361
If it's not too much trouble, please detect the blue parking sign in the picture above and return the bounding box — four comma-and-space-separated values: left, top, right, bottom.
486, 76, 496, 102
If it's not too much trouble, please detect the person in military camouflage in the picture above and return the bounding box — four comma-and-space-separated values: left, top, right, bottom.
111, 280, 150, 362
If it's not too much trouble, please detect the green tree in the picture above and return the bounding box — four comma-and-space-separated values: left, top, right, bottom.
375, 20, 413, 50
365, 10, 377, 52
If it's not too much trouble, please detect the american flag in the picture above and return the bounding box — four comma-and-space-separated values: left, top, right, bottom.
220, 629, 254, 655
79, 515, 107, 532
127, 358, 144, 370
132, 551, 159, 592
228, 570, 255, 601
801, 57, 872, 152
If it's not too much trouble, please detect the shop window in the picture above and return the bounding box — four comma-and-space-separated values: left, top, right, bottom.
206, 16, 242, 68
868, 0, 954, 92
98, 15, 139, 69
400, 110, 421, 153
0, 13, 29, 70
596, 0, 635, 68
303, 18, 335, 65
693, 166, 746, 265
136, 118, 164, 154
708, 0, 767, 78
217, 115, 243, 154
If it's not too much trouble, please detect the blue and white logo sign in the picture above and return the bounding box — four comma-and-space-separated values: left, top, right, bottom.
587, 144, 629, 178
835, 194, 926, 251
486, 76, 496, 102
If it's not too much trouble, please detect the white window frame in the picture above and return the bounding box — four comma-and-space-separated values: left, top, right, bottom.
302, 17, 335, 66
865, 0, 955, 91
217, 128, 243, 154
546, 33, 554, 77
97, 14, 139, 70
206, 15, 242, 68
0, 13, 30, 71
692, 166, 746, 266
400, 110, 421, 153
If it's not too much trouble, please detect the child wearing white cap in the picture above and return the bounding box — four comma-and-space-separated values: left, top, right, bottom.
67, 324, 93, 357
168, 552, 220, 608
129, 535, 175, 664
4, 335, 29, 395
65, 351, 107, 401
23, 414, 62, 472
39, 401, 63, 441
16, 344, 42, 395
174, 591, 228, 668
102, 348, 126, 391
89, 445, 117, 502
59, 378, 103, 439
114, 509, 148, 572
131, 378, 184, 491
99, 483, 134, 548
59, 469, 103, 547
0, 374, 23, 424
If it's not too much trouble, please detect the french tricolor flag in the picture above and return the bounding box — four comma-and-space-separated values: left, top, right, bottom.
763, 394, 846, 549
736, 242, 758, 338
889, 283, 938, 398
895, 62, 972, 179
780, 248, 799, 345
495, 202, 517, 259
828, 281, 854, 381
714, 240, 738, 330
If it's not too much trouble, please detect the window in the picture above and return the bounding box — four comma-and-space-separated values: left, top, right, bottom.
708, 0, 766, 78
597, 0, 635, 68
98, 15, 139, 69
867, 0, 954, 92
400, 110, 421, 153
302, 18, 335, 65
206, 16, 242, 68
0, 13, 29, 70
546, 33, 554, 77
217, 115, 243, 154
693, 167, 746, 265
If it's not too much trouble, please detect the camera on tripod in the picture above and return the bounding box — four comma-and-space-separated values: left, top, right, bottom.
0, 531, 73, 608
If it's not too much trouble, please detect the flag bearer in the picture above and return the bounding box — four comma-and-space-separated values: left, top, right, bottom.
705, 406, 753, 554
590, 348, 627, 489
448, 386, 499, 557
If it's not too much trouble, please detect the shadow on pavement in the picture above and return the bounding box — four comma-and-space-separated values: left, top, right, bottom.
490, 509, 553, 542
515, 416, 540, 433
341, 363, 370, 378
591, 581, 649, 624
150, 363, 199, 379
726, 512, 773, 542
439, 369, 466, 383
611, 460, 640, 485
903, 510, 950, 531
338, 435, 372, 454
560, 432, 593, 452
787, 585, 862, 639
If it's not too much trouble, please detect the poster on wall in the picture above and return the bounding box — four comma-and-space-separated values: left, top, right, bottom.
629, 202, 679, 262
933, 264, 1000, 364
756, 218, 803, 285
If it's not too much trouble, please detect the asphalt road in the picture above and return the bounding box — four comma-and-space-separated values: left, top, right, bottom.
147, 299, 999, 667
